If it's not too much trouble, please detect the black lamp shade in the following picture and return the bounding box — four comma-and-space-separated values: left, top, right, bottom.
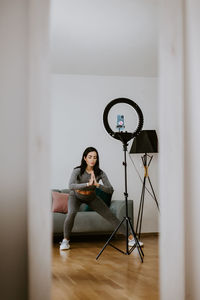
130, 130, 158, 154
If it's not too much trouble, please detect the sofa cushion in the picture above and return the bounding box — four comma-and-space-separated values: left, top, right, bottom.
52, 189, 88, 212
52, 191, 68, 213
60, 189, 70, 194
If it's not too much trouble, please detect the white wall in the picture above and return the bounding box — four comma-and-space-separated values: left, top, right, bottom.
50, 0, 158, 77
159, 0, 185, 298
28, 1, 51, 300
184, 0, 200, 298
51, 74, 159, 233
0, 1, 28, 299
0, 1, 51, 300
159, 0, 200, 299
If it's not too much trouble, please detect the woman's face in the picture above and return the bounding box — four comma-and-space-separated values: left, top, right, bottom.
84, 151, 97, 168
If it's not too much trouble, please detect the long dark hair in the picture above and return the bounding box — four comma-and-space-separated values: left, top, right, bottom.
75, 147, 102, 179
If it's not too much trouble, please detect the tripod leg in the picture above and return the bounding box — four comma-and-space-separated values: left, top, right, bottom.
136, 176, 146, 234
96, 142, 143, 262
128, 218, 144, 262
136, 175, 146, 240
148, 176, 159, 211
138, 176, 146, 240
129, 219, 144, 257
126, 217, 129, 253
96, 217, 126, 260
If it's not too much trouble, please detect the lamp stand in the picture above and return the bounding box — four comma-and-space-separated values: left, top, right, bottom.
96, 142, 144, 262
136, 153, 159, 241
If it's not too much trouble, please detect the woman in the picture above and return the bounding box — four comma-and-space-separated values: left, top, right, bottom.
60, 146, 135, 250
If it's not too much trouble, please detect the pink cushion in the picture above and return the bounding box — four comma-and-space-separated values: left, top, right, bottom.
52, 191, 68, 213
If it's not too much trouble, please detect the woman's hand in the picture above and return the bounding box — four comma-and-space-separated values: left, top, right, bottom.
88, 175, 94, 186
91, 171, 100, 188
87, 171, 100, 187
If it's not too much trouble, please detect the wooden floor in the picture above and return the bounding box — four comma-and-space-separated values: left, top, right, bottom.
51, 235, 159, 300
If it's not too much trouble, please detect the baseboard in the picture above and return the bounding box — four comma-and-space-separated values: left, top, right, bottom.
140, 232, 159, 237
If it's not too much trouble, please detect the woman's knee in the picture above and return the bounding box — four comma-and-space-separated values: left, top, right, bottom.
65, 211, 77, 220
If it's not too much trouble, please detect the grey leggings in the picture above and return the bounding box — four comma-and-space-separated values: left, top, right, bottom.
64, 194, 127, 239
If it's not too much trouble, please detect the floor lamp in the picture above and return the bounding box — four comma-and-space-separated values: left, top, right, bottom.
129, 130, 159, 242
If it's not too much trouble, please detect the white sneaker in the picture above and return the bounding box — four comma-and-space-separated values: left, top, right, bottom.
60, 239, 70, 250
128, 239, 144, 247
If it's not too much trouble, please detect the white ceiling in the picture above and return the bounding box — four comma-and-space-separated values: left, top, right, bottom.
50, 0, 158, 76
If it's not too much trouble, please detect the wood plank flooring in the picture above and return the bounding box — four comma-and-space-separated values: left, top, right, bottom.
51, 235, 159, 300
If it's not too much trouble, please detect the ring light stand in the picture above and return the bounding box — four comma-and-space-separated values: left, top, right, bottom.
96, 98, 144, 262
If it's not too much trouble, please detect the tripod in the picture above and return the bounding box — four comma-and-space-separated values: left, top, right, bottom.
96, 142, 144, 262
136, 153, 159, 241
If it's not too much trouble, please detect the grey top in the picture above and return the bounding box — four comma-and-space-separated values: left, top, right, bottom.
69, 167, 114, 200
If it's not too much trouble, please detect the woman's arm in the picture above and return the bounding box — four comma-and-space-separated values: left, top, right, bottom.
96, 171, 114, 194
68, 168, 88, 190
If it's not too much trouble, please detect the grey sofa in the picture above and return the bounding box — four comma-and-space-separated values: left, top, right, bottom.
52, 189, 133, 236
